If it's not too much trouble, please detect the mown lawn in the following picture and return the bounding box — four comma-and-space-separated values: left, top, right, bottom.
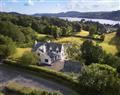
10, 48, 31, 60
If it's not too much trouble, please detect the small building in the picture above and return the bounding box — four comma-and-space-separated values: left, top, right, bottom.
32, 42, 65, 65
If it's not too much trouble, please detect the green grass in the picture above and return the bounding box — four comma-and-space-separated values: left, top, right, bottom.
0, 92, 4, 95
54, 37, 84, 45
99, 32, 120, 55
74, 30, 89, 37
6, 82, 33, 94
10, 48, 31, 60
55, 31, 119, 55
9, 32, 120, 60
5, 82, 62, 95
35, 33, 54, 42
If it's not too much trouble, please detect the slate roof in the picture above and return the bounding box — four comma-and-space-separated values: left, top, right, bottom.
33, 42, 63, 61
32, 42, 45, 51
33, 42, 62, 52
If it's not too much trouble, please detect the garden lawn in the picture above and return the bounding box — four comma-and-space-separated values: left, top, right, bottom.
10, 48, 31, 60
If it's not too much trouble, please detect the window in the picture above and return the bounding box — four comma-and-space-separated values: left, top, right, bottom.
38, 53, 40, 56
45, 59, 48, 62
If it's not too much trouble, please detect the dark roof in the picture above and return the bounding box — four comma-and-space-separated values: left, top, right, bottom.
46, 43, 62, 52
33, 42, 63, 52
32, 42, 45, 51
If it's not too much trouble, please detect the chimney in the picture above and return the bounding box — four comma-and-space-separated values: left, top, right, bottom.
35, 40, 37, 46
47, 40, 51, 43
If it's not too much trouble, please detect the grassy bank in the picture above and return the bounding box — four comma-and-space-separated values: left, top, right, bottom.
4, 82, 62, 95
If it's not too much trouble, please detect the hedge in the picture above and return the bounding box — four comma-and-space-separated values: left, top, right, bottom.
2, 60, 80, 94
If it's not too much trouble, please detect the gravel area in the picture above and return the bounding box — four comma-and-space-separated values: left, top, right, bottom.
0, 66, 78, 95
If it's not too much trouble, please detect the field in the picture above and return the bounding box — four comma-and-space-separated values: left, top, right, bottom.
56, 31, 120, 55
10, 31, 120, 60
74, 30, 89, 37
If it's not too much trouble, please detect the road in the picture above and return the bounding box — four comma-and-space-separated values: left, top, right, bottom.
0, 66, 79, 95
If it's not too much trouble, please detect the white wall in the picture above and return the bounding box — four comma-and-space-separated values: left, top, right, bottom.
36, 49, 51, 65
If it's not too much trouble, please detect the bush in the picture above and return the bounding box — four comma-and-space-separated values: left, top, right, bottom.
20, 51, 39, 65
79, 64, 120, 95
102, 54, 120, 68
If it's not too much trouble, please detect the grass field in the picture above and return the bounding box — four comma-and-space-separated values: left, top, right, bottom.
55, 31, 119, 55
55, 37, 84, 45
74, 30, 89, 37
10, 31, 120, 60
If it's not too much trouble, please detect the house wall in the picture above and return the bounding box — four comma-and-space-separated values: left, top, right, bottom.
36, 49, 52, 65
60, 45, 65, 60
40, 53, 52, 65
35, 43, 66, 65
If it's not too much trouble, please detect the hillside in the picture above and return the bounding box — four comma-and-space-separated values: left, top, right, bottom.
33, 10, 120, 21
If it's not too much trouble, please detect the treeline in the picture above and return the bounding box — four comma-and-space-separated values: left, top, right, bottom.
0, 13, 81, 39
0, 12, 110, 41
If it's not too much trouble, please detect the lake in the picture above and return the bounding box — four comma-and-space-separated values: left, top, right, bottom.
60, 17, 120, 25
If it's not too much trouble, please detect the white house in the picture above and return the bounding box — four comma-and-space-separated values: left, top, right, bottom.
32, 42, 65, 65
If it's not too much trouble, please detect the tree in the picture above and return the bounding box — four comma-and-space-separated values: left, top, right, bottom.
72, 22, 81, 32
79, 64, 120, 95
19, 27, 35, 43
61, 26, 72, 36
116, 27, 120, 36
20, 52, 39, 65
0, 35, 16, 59
102, 54, 120, 68
81, 40, 104, 65
0, 21, 25, 43
66, 46, 84, 62
89, 25, 97, 36
51, 26, 61, 39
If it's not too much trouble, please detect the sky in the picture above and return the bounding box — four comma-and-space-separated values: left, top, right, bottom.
0, 0, 120, 14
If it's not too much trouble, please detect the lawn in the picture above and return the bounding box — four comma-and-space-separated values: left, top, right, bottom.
35, 33, 54, 42
54, 37, 84, 45
74, 30, 89, 37
10, 48, 31, 60
55, 31, 119, 55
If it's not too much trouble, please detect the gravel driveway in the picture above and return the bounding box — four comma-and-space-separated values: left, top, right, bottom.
0, 66, 78, 95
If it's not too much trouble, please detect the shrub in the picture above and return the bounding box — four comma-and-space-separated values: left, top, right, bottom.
79, 64, 120, 95
102, 54, 120, 68
20, 51, 39, 65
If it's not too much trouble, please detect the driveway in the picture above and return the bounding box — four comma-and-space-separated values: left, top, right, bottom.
0, 66, 78, 95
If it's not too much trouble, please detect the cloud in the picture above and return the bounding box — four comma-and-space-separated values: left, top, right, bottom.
24, 0, 34, 6
36, 0, 45, 2
11, 0, 18, 3
65, 0, 119, 12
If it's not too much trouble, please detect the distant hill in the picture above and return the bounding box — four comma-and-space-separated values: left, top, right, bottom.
33, 10, 120, 21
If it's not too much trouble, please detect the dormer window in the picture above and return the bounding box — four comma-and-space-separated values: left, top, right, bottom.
38, 53, 40, 56
56, 47, 59, 53
50, 47, 52, 52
